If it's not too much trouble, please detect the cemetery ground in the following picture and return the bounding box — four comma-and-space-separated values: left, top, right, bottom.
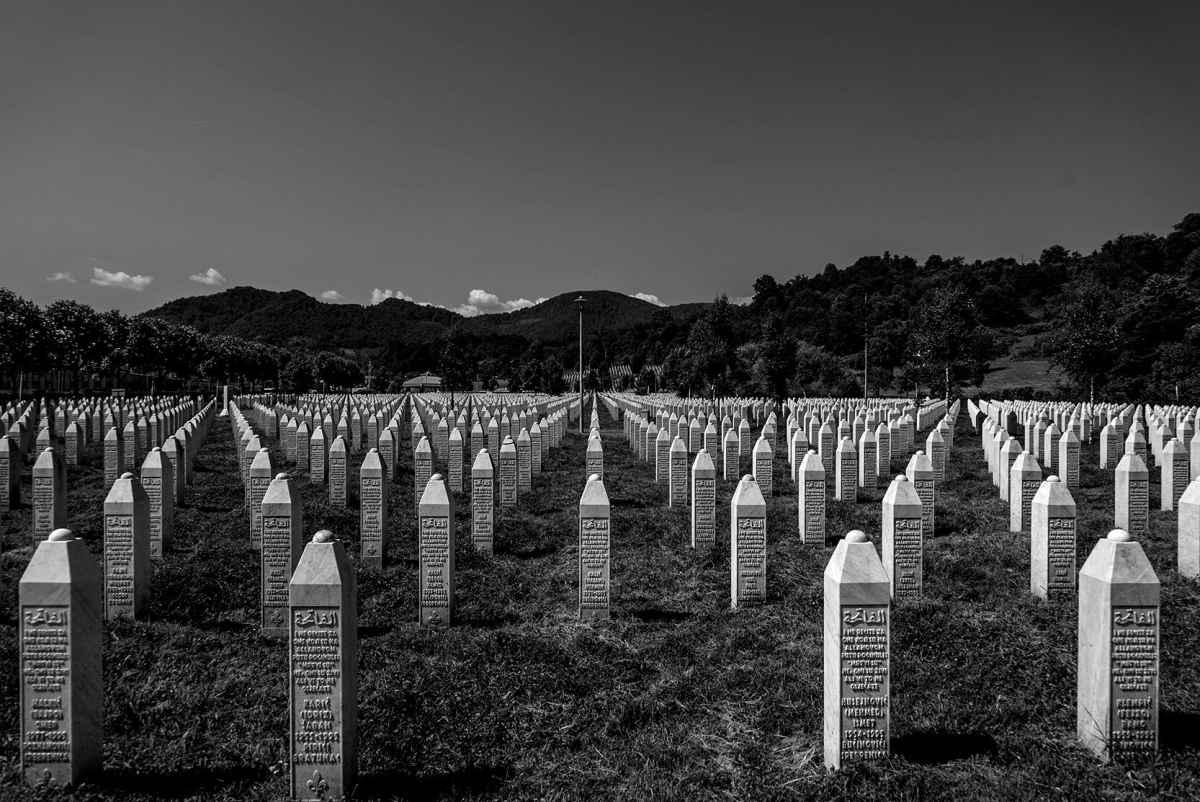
1, 404, 1200, 801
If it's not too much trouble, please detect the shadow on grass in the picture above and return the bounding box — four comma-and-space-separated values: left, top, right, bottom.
359, 624, 394, 638
892, 729, 998, 764
506, 544, 558, 560
1161, 710, 1200, 751
355, 764, 513, 800
95, 766, 268, 798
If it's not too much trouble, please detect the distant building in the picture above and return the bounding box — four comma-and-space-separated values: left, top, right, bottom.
402, 373, 442, 392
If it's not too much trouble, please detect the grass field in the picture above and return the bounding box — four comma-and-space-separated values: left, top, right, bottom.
1, 401, 1198, 801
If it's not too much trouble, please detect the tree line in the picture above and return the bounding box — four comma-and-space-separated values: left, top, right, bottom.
0, 294, 362, 395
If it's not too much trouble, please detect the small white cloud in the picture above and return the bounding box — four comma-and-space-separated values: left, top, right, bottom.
90, 267, 152, 291
370, 288, 414, 305
730, 296, 753, 306
189, 268, 226, 286
632, 292, 666, 306
455, 289, 548, 316
46, 272, 75, 283
321, 290, 344, 302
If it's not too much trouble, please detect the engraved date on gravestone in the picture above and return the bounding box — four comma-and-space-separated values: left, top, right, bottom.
291, 609, 342, 766
892, 517, 922, 597
1110, 607, 1157, 759
579, 518, 609, 609
105, 515, 134, 615
420, 517, 450, 609
21, 606, 70, 767
693, 479, 715, 544
1048, 517, 1075, 590
840, 606, 888, 761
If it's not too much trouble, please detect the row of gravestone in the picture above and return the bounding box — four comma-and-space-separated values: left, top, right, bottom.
18, 521, 1160, 795
974, 399, 1200, 583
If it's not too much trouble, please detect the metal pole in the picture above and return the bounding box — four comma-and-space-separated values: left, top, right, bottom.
576, 297, 586, 433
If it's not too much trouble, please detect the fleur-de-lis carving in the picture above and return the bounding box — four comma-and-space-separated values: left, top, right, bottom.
270, 609, 284, 628
37, 769, 54, 788
307, 769, 329, 798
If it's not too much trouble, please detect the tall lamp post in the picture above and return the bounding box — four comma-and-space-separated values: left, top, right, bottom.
575, 296, 586, 434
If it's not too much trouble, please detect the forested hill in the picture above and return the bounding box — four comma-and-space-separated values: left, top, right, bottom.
142, 211, 1200, 402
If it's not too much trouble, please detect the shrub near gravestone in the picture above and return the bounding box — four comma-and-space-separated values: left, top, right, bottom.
289, 530, 357, 801
19, 529, 102, 788
824, 531, 890, 770
1078, 529, 1160, 764
579, 474, 611, 620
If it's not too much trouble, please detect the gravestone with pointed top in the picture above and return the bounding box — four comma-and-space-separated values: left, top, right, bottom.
498, 436, 518, 507
798, 449, 826, 545
471, 449, 495, 554
289, 530, 357, 800
882, 476, 923, 599
103, 472, 150, 620
731, 475, 767, 608
1058, 428, 1081, 492
447, 427, 464, 494
1115, 453, 1149, 534
1179, 478, 1200, 578
103, 426, 123, 488
141, 447, 174, 558
1161, 438, 1188, 512
19, 529, 102, 788
262, 473, 303, 637
752, 435, 773, 497
669, 437, 688, 506
858, 428, 877, 490
691, 449, 716, 550
328, 436, 348, 507
905, 450, 936, 537
824, 530, 890, 770
1009, 451, 1042, 533
32, 448, 67, 543
835, 437, 857, 502
579, 474, 611, 620
419, 474, 455, 625
723, 428, 739, 480
1031, 476, 1077, 599
1077, 529, 1159, 764
359, 449, 387, 570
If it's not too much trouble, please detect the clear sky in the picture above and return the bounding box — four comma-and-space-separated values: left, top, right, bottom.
2, 2, 1198, 314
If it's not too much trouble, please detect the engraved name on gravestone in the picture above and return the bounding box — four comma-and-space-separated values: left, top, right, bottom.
32, 448, 66, 543
498, 437, 518, 508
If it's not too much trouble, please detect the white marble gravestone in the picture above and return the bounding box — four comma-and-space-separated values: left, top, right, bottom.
289, 530, 357, 800
19, 529, 102, 788
824, 530, 890, 770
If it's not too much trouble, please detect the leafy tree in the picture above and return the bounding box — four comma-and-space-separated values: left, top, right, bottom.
902, 285, 982, 401
1045, 283, 1120, 402
438, 325, 476, 392
748, 314, 796, 402
0, 289, 48, 397
45, 300, 108, 390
